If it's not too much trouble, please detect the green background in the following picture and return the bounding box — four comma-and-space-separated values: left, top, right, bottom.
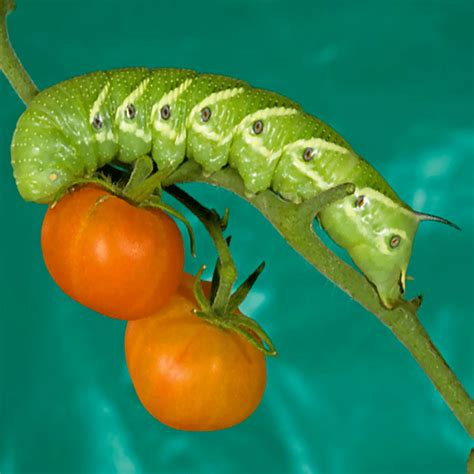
0, 1, 473, 473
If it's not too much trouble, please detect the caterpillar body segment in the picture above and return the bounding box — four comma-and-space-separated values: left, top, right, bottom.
11, 67, 426, 308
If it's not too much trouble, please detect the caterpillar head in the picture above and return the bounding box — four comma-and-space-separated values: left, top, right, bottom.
351, 210, 459, 308
319, 190, 459, 309
348, 209, 419, 309
349, 226, 417, 309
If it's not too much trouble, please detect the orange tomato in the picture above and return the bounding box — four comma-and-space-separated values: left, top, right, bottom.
125, 273, 266, 431
41, 185, 184, 320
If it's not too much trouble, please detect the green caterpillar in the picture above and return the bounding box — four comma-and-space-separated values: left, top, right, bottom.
10, 67, 456, 308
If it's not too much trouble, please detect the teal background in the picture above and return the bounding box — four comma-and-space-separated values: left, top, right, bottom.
0, 0, 473, 473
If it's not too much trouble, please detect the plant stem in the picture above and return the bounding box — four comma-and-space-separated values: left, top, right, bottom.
166, 185, 277, 355
2, 0, 472, 442
0, 0, 38, 104
167, 184, 237, 315
163, 160, 474, 438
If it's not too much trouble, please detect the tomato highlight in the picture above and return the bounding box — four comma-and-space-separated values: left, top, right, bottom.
125, 273, 267, 431
41, 185, 184, 320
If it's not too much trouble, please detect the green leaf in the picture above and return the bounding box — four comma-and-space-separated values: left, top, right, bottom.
228, 261, 265, 313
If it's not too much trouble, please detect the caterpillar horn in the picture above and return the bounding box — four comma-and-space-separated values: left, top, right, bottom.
416, 212, 461, 231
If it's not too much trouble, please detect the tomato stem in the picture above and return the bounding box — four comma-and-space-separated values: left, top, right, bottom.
166, 184, 237, 315
144, 196, 196, 257
167, 184, 277, 356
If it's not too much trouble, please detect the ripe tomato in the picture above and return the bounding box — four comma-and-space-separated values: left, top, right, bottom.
125, 273, 266, 431
41, 185, 184, 320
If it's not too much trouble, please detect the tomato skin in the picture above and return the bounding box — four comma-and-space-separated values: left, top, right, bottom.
125, 273, 266, 431
41, 185, 184, 320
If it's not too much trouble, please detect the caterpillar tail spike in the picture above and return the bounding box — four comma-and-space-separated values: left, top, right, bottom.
415, 211, 461, 231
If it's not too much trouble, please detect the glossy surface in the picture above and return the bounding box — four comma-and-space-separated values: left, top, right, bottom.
41, 185, 184, 320
0, 0, 472, 473
125, 274, 266, 431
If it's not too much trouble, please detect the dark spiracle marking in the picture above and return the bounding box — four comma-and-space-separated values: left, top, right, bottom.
92, 114, 103, 130
253, 120, 264, 135
390, 235, 401, 248
355, 195, 366, 208
201, 107, 211, 122
161, 104, 171, 120
303, 147, 314, 161
126, 104, 136, 119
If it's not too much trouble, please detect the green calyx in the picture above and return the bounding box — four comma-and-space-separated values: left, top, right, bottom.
192, 264, 276, 356
49, 157, 275, 355
49, 157, 196, 257
166, 184, 277, 356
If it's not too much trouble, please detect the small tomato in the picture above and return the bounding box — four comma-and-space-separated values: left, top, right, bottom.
125, 273, 267, 431
41, 185, 184, 320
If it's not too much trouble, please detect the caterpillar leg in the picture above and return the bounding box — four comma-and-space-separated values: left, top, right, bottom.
123, 155, 154, 193
121, 155, 178, 202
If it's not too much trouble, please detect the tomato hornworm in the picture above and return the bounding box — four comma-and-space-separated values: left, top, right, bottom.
10, 68, 458, 308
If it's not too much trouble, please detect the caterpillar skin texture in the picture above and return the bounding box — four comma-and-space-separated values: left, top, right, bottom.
11, 68, 420, 308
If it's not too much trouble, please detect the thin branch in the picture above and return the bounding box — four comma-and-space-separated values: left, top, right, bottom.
166, 184, 238, 315
0, 0, 38, 104
163, 160, 474, 438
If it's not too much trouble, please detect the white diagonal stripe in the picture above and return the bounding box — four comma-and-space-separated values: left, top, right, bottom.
190, 123, 226, 142
155, 122, 177, 141
187, 87, 246, 127
96, 130, 115, 143
242, 134, 281, 163
356, 188, 413, 217
340, 198, 409, 254
115, 77, 151, 121
90, 83, 110, 124
199, 106, 300, 148
151, 78, 194, 122
118, 121, 151, 142
283, 137, 350, 155
150, 78, 195, 145
234, 107, 299, 134
292, 158, 330, 189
